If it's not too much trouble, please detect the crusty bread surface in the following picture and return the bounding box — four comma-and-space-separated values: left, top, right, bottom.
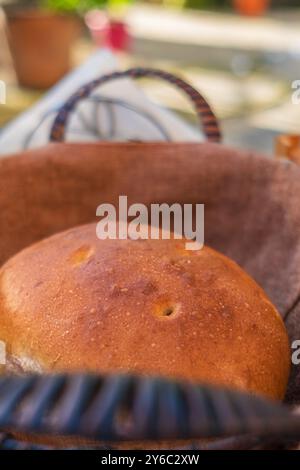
0, 223, 290, 400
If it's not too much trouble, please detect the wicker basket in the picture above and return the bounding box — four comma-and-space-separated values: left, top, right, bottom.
0, 68, 300, 449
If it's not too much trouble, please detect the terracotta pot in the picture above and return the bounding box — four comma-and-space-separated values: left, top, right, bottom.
5, 10, 81, 89
233, 0, 270, 16
275, 134, 300, 165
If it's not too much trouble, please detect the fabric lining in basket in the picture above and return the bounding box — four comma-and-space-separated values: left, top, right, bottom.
0, 141, 299, 412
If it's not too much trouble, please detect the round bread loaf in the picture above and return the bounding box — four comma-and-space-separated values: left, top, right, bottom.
0, 223, 290, 400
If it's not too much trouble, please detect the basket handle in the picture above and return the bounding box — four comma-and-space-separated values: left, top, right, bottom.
0, 373, 299, 447
49, 67, 221, 143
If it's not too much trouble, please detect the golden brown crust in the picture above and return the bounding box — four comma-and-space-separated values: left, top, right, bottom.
0, 223, 290, 400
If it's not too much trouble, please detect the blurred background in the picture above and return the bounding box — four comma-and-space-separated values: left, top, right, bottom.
1, 0, 300, 153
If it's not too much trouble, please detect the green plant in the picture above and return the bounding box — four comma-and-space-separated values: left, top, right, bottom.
44, 0, 111, 14
1, 0, 132, 14
48, 0, 134, 15
184, 0, 228, 10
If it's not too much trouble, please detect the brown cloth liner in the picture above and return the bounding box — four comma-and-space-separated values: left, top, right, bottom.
0, 141, 300, 445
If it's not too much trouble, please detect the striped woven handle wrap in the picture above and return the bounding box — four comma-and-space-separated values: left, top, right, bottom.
0, 373, 299, 447
49, 68, 221, 143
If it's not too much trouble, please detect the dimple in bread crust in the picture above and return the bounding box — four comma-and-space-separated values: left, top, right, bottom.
0, 223, 290, 400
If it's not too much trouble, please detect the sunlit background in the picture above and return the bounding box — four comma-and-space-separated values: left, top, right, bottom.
0, 0, 300, 152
